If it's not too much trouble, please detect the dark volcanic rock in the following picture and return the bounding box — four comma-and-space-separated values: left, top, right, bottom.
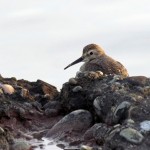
124, 76, 150, 86
59, 74, 150, 149
46, 109, 93, 140
30, 79, 58, 97
45, 108, 59, 117
1, 74, 150, 150
60, 75, 150, 124
43, 101, 61, 110
0, 127, 14, 150
83, 123, 109, 142
0, 75, 62, 149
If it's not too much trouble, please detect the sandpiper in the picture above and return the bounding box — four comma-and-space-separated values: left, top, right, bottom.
64, 44, 129, 77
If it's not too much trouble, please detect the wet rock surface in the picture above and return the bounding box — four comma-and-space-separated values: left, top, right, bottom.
46, 109, 93, 140
59, 74, 150, 149
0, 74, 150, 149
0, 75, 62, 150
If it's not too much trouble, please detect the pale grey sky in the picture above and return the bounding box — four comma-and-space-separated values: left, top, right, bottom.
0, 0, 150, 90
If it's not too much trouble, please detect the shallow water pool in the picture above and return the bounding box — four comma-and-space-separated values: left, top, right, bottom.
30, 138, 62, 150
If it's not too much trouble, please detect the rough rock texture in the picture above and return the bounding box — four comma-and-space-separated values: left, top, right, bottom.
60, 75, 150, 122
59, 74, 150, 149
0, 75, 62, 150
0, 127, 12, 150
46, 109, 93, 141
0, 74, 150, 150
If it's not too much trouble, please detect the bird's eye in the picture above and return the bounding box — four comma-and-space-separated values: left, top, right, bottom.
89, 52, 93, 55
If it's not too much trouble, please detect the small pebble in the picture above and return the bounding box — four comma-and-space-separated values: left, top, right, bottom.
21, 88, 29, 98
76, 71, 85, 78
18, 108, 26, 116
44, 94, 51, 98
45, 108, 58, 117
113, 101, 131, 119
120, 127, 144, 144
69, 78, 78, 85
72, 86, 83, 92
123, 119, 135, 126
32, 101, 42, 110
140, 120, 150, 132
96, 71, 103, 76
0, 127, 4, 133
11, 139, 31, 150
80, 145, 92, 150
24, 103, 32, 109
0, 83, 15, 94
0, 89, 3, 94
109, 75, 122, 84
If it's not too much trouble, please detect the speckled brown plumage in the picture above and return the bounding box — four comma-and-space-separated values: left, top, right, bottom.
64, 44, 129, 77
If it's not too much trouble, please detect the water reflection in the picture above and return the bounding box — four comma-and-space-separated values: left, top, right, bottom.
31, 138, 61, 150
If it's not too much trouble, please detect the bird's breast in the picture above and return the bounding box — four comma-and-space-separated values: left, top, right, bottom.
80, 59, 103, 72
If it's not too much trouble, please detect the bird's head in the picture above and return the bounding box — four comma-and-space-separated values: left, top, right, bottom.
82, 44, 105, 62
64, 44, 105, 70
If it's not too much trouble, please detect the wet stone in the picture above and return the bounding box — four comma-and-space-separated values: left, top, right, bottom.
43, 101, 61, 111
113, 101, 131, 124
24, 102, 32, 109
76, 71, 85, 78
32, 79, 59, 97
0, 89, 3, 94
125, 76, 150, 87
109, 75, 124, 84
69, 78, 78, 85
17, 108, 26, 116
80, 145, 92, 150
84, 123, 104, 140
119, 127, 144, 144
140, 120, 150, 133
72, 86, 83, 92
142, 86, 150, 96
94, 124, 110, 144
0, 127, 11, 150
0, 127, 4, 133
46, 109, 93, 139
45, 108, 59, 117
57, 143, 66, 149
0, 83, 15, 95
32, 101, 42, 110
123, 119, 135, 126
93, 96, 105, 120
11, 139, 31, 150
20, 88, 29, 98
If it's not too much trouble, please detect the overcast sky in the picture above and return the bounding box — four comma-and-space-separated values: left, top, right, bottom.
0, 0, 150, 90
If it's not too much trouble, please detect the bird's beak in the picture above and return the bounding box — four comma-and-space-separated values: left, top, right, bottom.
64, 57, 83, 70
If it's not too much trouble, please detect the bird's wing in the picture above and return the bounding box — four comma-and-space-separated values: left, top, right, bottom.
100, 56, 128, 75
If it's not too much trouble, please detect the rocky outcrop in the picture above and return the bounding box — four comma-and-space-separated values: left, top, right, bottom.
0, 75, 61, 150
59, 73, 150, 149
0, 73, 150, 150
